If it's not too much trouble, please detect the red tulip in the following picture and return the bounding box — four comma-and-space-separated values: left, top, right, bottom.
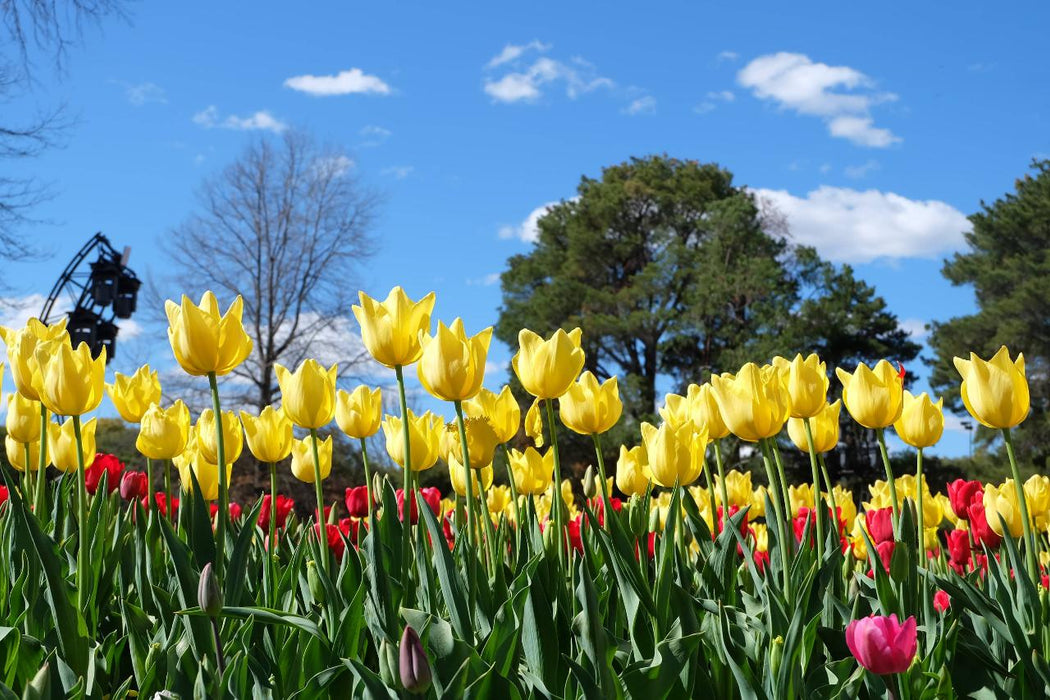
314, 504, 333, 524
119, 472, 149, 501
345, 486, 370, 518
945, 530, 972, 574
867, 540, 895, 578
258, 494, 295, 530
933, 590, 951, 613
753, 550, 770, 573
396, 487, 441, 524
591, 496, 623, 527
210, 502, 242, 520
143, 492, 179, 517
967, 501, 1002, 549
316, 522, 346, 560
947, 479, 983, 521
85, 453, 125, 495
0, 485, 8, 508
339, 516, 366, 545
845, 614, 917, 675
864, 507, 894, 545
567, 515, 584, 554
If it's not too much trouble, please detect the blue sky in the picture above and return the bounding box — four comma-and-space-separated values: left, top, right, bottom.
6, 1, 1049, 457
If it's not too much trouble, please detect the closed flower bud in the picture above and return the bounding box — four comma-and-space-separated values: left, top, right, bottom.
276, 359, 337, 429
463, 385, 520, 444
525, 398, 544, 447
835, 360, 904, 430
5, 434, 47, 473
48, 417, 96, 473
560, 372, 622, 435
710, 364, 791, 442
165, 292, 253, 377
717, 470, 753, 508
508, 446, 554, 496
197, 562, 222, 617
687, 383, 730, 440
1024, 475, 1050, 528
773, 353, 828, 419
106, 365, 162, 423
353, 287, 436, 368
583, 465, 597, 499
615, 444, 650, 497
335, 385, 383, 439
35, 341, 106, 417
196, 409, 243, 465
399, 626, 432, 694
893, 391, 944, 448
6, 393, 46, 444
953, 346, 1029, 429
240, 406, 293, 463
120, 471, 149, 501
440, 417, 498, 470
372, 472, 385, 506
639, 422, 707, 488
382, 410, 441, 472
307, 559, 326, 602
136, 401, 190, 460
417, 318, 492, 402
984, 481, 1024, 538
290, 435, 333, 484
659, 392, 691, 431
512, 328, 585, 400
845, 614, 917, 676
787, 400, 841, 454
0, 318, 68, 401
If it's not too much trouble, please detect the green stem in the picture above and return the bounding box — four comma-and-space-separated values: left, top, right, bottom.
145, 457, 154, 517
359, 438, 374, 523
207, 372, 228, 581
309, 428, 327, 575
1003, 428, 1039, 582
35, 405, 47, 514
875, 429, 901, 531
269, 460, 278, 608
760, 438, 793, 599
916, 448, 933, 627
73, 415, 88, 614
394, 365, 414, 600
545, 398, 567, 570
713, 440, 729, 517
591, 433, 615, 531
165, 460, 174, 524
503, 444, 521, 554
802, 418, 826, 563
22, 443, 32, 502
453, 401, 485, 562
704, 457, 718, 535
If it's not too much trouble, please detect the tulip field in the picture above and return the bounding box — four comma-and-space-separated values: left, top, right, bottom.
1, 286, 1048, 698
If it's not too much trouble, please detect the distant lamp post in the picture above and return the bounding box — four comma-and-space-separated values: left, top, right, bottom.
960, 419, 974, 457
42, 233, 140, 363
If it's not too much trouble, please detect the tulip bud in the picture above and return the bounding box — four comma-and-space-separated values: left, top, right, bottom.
379, 640, 398, 686
197, 562, 222, 617
399, 626, 433, 694
372, 473, 385, 506
583, 466, 597, 499
648, 505, 662, 533
307, 560, 326, 603
769, 635, 784, 678
23, 662, 50, 700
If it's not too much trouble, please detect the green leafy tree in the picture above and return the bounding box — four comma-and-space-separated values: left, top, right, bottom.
929, 159, 1050, 468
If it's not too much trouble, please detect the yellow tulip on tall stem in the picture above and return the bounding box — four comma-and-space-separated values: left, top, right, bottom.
559, 371, 622, 529
207, 372, 230, 572
309, 428, 328, 573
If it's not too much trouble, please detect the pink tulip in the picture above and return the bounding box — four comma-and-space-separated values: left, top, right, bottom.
845, 614, 917, 675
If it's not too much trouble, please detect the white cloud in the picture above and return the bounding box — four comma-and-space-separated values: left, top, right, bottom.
467, 273, 501, 287
899, 318, 929, 341
359, 125, 391, 147
737, 52, 900, 148
751, 186, 970, 263
381, 165, 414, 179
192, 106, 287, 133
694, 90, 735, 114
122, 81, 166, 106
623, 96, 656, 116
314, 155, 355, 178
844, 159, 880, 179
717, 51, 739, 63
283, 68, 391, 96
498, 201, 559, 243
487, 40, 551, 68
483, 47, 615, 103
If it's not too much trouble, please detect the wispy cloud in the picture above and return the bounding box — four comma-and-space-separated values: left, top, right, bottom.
483, 43, 614, 103
899, 318, 930, 341
738, 52, 900, 148
192, 106, 287, 133
118, 81, 166, 106
694, 90, 735, 114
381, 165, 414, 180
844, 159, 880, 179
498, 202, 560, 243
623, 96, 656, 116
467, 272, 501, 286
487, 40, 551, 69
284, 68, 391, 96
717, 50, 739, 63
359, 125, 391, 147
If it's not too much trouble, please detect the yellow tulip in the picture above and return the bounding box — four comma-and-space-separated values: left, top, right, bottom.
512, 328, 585, 400
165, 291, 253, 377
953, 346, 1029, 429
6, 435, 47, 472
335, 386, 383, 439
136, 401, 190, 460
440, 416, 499, 469
382, 410, 441, 472
290, 435, 332, 483
984, 481, 1024, 538
639, 421, 707, 488
894, 391, 944, 448
830, 485, 857, 525
559, 371, 622, 435
788, 483, 815, 517
1024, 475, 1050, 530
179, 453, 231, 501
751, 486, 768, 517
276, 358, 337, 429
464, 385, 520, 444
752, 523, 769, 552
835, 360, 904, 429
659, 392, 691, 431
240, 406, 293, 463
6, 393, 47, 444
48, 417, 96, 473
716, 469, 752, 508
786, 400, 841, 453
416, 318, 492, 402
525, 398, 544, 446
773, 353, 828, 419
688, 383, 730, 440
34, 341, 106, 417
850, 516, 869, 560
106, 365, 161, 423
710, 363, 790, 442
196, 409, 244, 465
449, 456, 493, 497
508, 446, 555, 496
352, 286, 436, 368
487, 484, 513, 514
615, 444, 650, 497
0, 318, 68, 401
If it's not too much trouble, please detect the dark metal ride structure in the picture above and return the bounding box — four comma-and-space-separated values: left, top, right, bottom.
40, 233, 141, 363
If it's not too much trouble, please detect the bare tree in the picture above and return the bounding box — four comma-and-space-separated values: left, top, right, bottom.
163, 130, 380, 410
